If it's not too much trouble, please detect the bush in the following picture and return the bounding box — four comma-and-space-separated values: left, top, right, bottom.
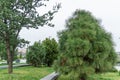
109, 68, 118, 72
42, 38, 59, 67
26, 42, 43, 67
26, 38, 58, 67
119, 71, 120, 76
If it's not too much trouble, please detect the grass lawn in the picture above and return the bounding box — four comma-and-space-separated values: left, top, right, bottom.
88, 72, 120, 80
0, 66, 54, 80
58, 72, 120, 80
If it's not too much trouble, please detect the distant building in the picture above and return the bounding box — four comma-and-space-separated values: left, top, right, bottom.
17, 48, 27, 59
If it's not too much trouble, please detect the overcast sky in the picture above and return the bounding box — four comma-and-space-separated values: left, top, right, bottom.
20, 0, 120, 52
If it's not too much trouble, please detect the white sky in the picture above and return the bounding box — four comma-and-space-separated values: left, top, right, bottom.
20, 0, 120, 52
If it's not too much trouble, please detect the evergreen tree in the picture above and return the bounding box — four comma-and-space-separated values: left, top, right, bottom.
54, 10, 117, 80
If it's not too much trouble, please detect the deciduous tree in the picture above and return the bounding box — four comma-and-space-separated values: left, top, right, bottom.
26, 41, 43, 67
42, 38, 58, 67
0, 42, 17, 62
0, 0, 60, 73
26, 38, 59, 67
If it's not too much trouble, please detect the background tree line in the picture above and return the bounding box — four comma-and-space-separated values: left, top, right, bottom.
26, 38, 59, 67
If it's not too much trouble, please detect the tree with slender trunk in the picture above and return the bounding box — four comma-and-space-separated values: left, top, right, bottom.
0, 42, 17, 62
0, 0, 60, 74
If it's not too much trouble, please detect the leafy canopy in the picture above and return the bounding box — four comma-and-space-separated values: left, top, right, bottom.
42, 38, 59, 66
27, 38, 59, 67
0, 0, 60, 73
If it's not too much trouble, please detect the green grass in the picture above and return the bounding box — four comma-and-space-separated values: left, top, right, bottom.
88, 72, 120, 80
58, 72, 120, 80
0, 66, 54, 80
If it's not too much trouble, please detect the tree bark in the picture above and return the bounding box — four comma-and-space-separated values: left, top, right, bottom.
5, 36, 13, 74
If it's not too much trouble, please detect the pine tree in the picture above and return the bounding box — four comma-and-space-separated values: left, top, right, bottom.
54, 10, 117, 80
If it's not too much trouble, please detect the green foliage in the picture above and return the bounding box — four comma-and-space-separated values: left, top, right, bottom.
54, 9, 117, 80
0, 0, 60, 73
26, 38, 59, 67
109, 68, 118, 72
0, 43, 6, 60
117, 54, 120, 63
26, 41, 43, 67
0, 42, 17, 61
119, 71, 120, 76
42, 38, 59, 67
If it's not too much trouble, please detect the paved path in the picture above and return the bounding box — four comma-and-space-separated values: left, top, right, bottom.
40, 72, 59, 80
0, 64, 29, 69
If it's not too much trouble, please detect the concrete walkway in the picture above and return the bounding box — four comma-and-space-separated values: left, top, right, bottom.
0, 64, 29, 69
40, 72, 59, 80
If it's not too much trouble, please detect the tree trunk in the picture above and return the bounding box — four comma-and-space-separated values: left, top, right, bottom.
5, 38, 13, 74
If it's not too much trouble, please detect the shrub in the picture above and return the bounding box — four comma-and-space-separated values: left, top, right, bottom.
119, 71, 120, 76
26, 42, 43, 67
